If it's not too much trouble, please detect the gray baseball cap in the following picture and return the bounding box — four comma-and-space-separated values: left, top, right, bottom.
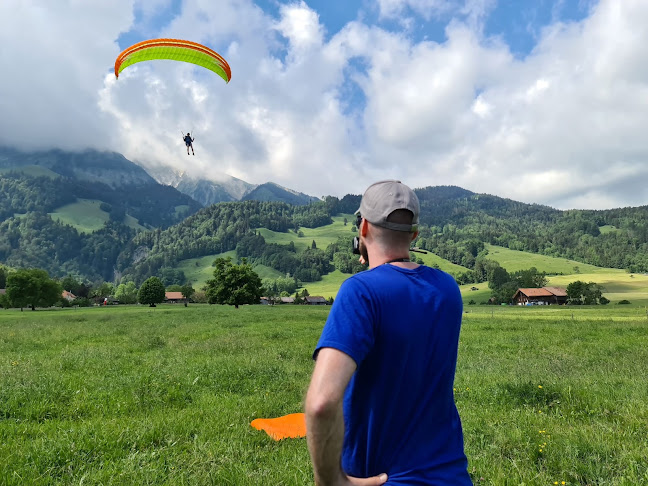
356, 180, 419, 232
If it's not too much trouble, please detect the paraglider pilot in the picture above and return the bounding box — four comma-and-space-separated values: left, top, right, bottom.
183, 133, 195, 155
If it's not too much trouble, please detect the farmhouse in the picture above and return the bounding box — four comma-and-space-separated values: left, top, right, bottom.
513, 287, 568, 305
304, 296, 328, 305
164, 291, 187, 304
543, 286, 568, 304
61, 290, 76, 302
279, 296, 295, 304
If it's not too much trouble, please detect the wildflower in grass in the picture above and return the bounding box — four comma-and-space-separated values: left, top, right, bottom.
11, 361, 18, 366
538, 385, 543, 389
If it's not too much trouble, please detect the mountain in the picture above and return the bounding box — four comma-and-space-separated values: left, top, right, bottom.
0, 147, 156, 188
0, 147, 202, 230
2, 147, 648, 285
115, 185, 648, 286
241, 182, 320, 205
175, 173, 255, 206
146, 166, 319, 207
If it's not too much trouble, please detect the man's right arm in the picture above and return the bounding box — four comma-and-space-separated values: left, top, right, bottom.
305, 348, 356, 485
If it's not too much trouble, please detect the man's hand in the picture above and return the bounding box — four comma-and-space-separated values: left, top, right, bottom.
347, 473, 388, 485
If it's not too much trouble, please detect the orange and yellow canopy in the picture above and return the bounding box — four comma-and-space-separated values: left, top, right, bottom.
114, 38, 231, 83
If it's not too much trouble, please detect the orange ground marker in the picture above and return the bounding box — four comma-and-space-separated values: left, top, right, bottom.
251, 413, 307, 440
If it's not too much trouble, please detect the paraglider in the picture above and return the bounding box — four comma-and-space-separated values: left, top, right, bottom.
183, 132, 195, 155
114, 39, 231, 156
114, 38, 231, 83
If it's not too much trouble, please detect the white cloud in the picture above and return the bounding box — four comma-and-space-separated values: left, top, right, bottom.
0, 0, 134, 151
2, 0, 648, 209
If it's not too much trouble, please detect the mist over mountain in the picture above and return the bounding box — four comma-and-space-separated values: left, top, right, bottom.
0, 147, 156, 188
145, 165, 319, 207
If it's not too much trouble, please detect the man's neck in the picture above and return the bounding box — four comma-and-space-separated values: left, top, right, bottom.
367, 249, 415, 269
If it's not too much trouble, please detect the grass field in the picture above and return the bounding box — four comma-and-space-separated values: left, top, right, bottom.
0, 305, 646, 484
176, 215, 470, 297
484, 244, 608, 275
48, 199, 146, 233
48, 199, 110, 233
172, 217, 648, 303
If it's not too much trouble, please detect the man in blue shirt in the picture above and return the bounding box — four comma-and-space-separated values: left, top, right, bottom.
305, 180, 471, 485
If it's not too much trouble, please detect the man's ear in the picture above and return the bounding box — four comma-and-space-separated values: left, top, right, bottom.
360, 219, 369, 237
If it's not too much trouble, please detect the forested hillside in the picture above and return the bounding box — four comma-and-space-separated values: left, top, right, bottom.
1, 164, 648, 286
116, 200, 336, 284
414, 186, 648, 273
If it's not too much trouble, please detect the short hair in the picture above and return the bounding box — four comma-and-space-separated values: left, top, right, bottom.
369, 209, 415, 248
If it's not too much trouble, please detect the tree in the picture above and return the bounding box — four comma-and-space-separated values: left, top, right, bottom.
488, 266, 510, 290
567, 280, 605, 305
512, 267, 547, 288
0, 265, 8, 288
181, 283, 195, 300
566, 281, 585, 305
115, 281, 138, 304
92, 282, 115, 299
60, 275, 82, 294
204, 258, 263, 308
6, 268, 62, 311
138, 276, 166, 307
0, 291, 9, 309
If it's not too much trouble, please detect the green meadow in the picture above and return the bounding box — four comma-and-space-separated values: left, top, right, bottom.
484, 244, 607, 275
1, 305, 647, 485
176, 216, 470, 296
48, 199, 145, 233
173, 220, 648, 305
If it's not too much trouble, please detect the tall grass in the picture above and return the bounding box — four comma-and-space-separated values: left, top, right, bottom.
1, 305, 646, 484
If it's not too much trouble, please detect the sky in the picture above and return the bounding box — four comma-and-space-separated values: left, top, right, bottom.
1, 0, 648, 210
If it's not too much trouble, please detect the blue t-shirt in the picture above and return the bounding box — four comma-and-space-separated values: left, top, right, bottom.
314, 264, 471, 485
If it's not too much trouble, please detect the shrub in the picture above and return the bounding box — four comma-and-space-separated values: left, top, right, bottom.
617, 299, 631, 305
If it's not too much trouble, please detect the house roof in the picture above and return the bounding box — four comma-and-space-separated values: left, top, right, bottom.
165, 291, 184, 300
305, 296, 327, 303
62, 290, 76, 300
543, 286, 567, 297
515, 288, 554, 297
280, 297, 295, 303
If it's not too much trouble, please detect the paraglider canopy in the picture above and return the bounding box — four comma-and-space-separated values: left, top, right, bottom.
114, 38, 231, 83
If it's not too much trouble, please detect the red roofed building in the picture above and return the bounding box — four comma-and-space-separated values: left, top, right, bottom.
513, 287, 567, 305
61, 290, 77, 302
164, 291, 187, 303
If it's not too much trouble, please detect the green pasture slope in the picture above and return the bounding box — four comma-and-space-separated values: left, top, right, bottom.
484, 244, 608, 275
48, 199, 110, 233
1, 305, 646, 484
48, 198, 145, 233
176, 215, 469, 296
